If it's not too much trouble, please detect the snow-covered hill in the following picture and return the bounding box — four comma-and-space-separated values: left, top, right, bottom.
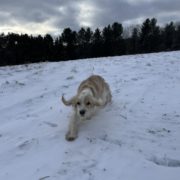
0, 51, 180, 180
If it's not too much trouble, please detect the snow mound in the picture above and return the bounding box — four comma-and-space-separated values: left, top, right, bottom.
0, 51, 180, 180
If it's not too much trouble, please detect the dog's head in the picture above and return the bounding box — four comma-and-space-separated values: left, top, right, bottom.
62, 93, 106, 118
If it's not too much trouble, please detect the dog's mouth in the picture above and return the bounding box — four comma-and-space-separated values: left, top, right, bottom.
79, 113, 86, 117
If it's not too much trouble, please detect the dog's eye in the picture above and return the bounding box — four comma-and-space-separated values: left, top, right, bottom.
87, 102, 90, 105
77, 102, 80, 105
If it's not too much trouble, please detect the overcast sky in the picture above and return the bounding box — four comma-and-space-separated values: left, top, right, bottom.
0, 0, 180, 36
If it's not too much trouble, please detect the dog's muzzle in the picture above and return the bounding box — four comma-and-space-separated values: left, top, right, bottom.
79, 110, 85, 116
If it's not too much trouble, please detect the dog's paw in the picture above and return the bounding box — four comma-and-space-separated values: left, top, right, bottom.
66, 133, 78, 141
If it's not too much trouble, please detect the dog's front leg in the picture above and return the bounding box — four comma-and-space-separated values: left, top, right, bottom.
66, 113, 78, 141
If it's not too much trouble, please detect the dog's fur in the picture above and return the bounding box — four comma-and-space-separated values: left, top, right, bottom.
62, 75, 112, 141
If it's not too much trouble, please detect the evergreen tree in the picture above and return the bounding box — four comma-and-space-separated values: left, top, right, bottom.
43, 34, 54, 61
85, 27, 93, 43
84, 27, 93, 58
0, 33, 7, 66
76, 27, 93, 58
139, 18, 151, 53
77, 28, 86, 44
112, 22, 124, 55
34, 35, 44, 62
149, 18, 160, 52
61, 28, 77, 60
76, 28, 86, 58
131, 28, 139, 54
53, 36, 66, 61
173, 24, 180, 50
102, 25, 113, 56
6, 33, 19, 64
164, 22, 175, 50
139, 18, 160, 53
92, 28, 103, 57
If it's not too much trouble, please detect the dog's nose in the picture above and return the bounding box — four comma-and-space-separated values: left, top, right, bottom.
80, 110, 85, 115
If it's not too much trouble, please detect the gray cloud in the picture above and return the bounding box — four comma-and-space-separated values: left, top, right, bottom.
0, 0, 180, 36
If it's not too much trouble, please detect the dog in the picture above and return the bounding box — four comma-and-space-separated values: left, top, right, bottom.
62, 75, 112, 141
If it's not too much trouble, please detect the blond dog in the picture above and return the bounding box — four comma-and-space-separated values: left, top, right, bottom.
62, 75, 112, 141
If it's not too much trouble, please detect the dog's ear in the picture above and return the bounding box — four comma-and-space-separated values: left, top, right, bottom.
93, 98, 107, 109
62, 95, 77, 106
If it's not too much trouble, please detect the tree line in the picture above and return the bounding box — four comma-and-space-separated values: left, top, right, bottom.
0, 18, 180, 66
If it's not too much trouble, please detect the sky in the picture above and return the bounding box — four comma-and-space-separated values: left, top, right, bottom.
0, 0, 180, 36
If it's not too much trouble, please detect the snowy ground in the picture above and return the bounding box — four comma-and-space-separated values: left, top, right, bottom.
0, 51, 180, 180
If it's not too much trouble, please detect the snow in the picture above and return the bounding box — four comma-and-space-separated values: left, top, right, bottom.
0, 51, 180, 180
